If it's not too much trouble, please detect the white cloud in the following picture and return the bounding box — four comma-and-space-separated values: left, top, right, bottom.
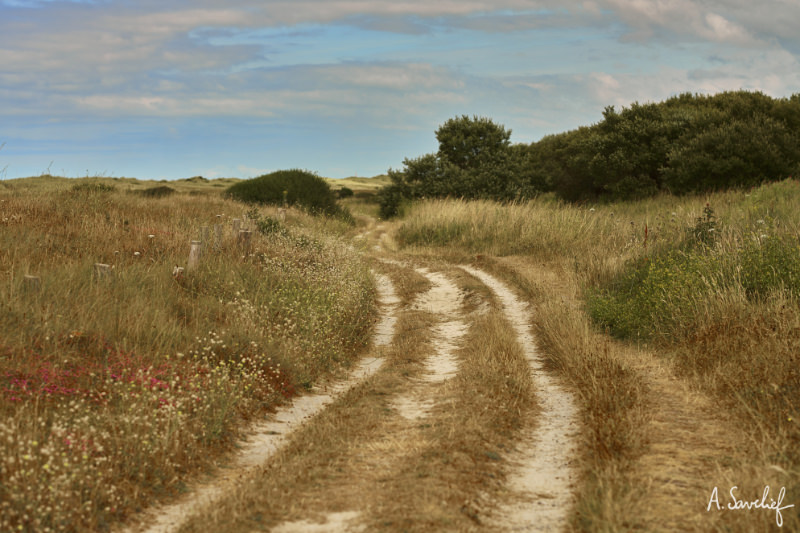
2, 0, 800, 180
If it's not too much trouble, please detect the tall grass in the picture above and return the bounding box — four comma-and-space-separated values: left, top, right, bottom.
395, 178, 800, 530
0, 186, 374, 532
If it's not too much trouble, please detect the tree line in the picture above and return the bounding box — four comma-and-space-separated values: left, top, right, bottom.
379, 91, 800, 217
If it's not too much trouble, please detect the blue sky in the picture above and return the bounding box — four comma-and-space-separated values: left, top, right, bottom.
1, 0, 799, 180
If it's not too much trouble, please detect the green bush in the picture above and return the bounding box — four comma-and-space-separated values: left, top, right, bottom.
587, 206, 800, 340
524, 91, 800, 202
378, 116, 540, 216
587, 251, 725, 340
337, 186, 354, 198
246, 207, 286, 236
740, 235, 800, 298
685, 203, 719, 249
663, 113, 800, 194
377, 183, 406, 219
226, 169, 346, 219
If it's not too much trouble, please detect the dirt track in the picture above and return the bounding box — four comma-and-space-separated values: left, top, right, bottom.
116, 224, 771, 533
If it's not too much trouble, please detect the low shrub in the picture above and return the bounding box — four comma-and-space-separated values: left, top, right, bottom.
225, 169, 347, 219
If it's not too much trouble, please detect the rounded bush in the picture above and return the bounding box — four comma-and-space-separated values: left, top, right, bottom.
225, 169, 341, 216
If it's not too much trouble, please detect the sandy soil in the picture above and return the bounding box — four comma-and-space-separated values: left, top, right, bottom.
388, 268, 466, 420
460, 265, 579, 532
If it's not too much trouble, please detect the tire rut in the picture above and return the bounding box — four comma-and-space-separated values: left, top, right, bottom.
460, 265, 579, 532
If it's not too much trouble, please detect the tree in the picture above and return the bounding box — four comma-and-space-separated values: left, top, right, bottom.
435, 115, 512, 171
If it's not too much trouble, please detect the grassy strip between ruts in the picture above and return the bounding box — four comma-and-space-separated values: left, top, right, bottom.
0, 185, 374, 532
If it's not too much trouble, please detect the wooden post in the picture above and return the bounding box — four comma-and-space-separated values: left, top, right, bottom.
200, 226, 210, 252
238, 230, 252, 251
232, 218, 241, 237
24, 275, 41, 294
93, 263, 111, 280
214, 224, 222, 250
277, 208, 286, 222
187, 240, 202, 270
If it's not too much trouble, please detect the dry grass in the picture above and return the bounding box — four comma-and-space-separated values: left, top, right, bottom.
0, 184, 374, 532
176, 274, 437, 532
393, 180, 800, 531
176, 263, 536, 532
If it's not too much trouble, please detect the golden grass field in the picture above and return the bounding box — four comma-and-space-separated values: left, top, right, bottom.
0, 176, 375, 532
1, 173, 797, 532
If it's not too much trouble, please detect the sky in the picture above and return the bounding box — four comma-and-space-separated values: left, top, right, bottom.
1, 1, 799, 181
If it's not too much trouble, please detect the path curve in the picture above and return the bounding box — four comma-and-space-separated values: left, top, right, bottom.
460, 265, 580, 532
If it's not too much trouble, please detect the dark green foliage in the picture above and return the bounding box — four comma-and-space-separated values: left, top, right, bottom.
687, 204, 718, 248
739, 236, 800, 298
435, 115, 511, 172
225, 169, 345, 219
587, 203, 800, 341
662, 113, 800, 194
139, 185, 175, 198
379, 115, 547, 216
378, 183, 407, 219
381, 91, 800, 211
245, 207, 287, 236
337, 186, 354, 199
539, 91, 800, 202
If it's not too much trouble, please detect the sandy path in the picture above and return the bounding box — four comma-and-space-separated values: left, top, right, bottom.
390, 268, 467, 419
460, 265, 579, 532
119, 272, 399, 533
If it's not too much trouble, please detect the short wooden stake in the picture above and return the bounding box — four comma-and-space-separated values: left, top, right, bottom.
24, 275, 41, 294
187, 240, 202, 270
238, 230, 252, 250
200, 226, 210, 252
277, 208, 286, 222
232, 218, 241, 237
93, 263, 111, 280
214, 224, 222, 249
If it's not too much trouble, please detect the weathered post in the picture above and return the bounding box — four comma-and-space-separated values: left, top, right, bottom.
232, 218, 241, 237
23, 275, 41, 294
214, 224, 222, 250
187, 240, 202, 270
238, 230, 252, 252
200, 226, 210, 253
277, 208, 286, 222
93, 263, 111, 280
